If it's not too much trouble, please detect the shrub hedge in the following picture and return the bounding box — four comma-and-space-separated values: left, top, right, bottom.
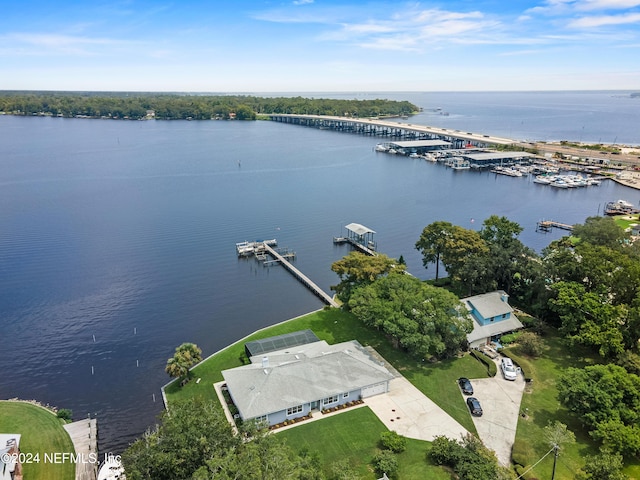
470, 349, 497, 377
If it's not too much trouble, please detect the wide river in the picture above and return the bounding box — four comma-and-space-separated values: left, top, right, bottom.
1, 91, 639, 453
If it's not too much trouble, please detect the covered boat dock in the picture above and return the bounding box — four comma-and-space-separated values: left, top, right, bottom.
334, 223, 377, 255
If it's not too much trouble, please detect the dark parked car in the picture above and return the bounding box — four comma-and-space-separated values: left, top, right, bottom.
458, 377, 473, 395
466, 397, 483, 417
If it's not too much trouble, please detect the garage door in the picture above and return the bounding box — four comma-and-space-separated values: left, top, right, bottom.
361, 382, 387, 398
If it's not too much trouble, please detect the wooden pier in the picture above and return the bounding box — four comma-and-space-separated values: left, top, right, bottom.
333, 236, 377, 256
536, 220, 574, 233
263, 244, 339, 307
333, 223, 378, 256
63, 418, 98, 480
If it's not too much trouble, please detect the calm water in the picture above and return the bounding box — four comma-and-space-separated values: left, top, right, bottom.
1, 91, 639, 453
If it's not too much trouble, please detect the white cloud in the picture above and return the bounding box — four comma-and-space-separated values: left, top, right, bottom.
292, 0, 314, 4
574, 0, 640, 10
1, 33, 122, 56
568, 11, 640, 26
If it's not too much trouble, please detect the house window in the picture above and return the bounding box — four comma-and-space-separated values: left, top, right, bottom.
502, 313, 507, 319
286, 405, 303, 416
343, 392, 349, 399
254, 415, 268, 423
323, 395, 339, 406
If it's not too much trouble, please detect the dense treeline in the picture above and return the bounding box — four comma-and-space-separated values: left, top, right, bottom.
0, 91, 417, 120
414, 214, 640, 458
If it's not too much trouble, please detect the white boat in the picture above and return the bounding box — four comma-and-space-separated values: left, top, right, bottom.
533, 175, 553, 184
449, 157, 471, 170
492, 167, 522, 177
98, 455, 125, 480
616, 199, 634, 208
236, 239, 277, 256
375, 143, 389, 152
550, 179, 569, 188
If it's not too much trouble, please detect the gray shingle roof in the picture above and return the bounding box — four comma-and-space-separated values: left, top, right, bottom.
222, 340, 394, 419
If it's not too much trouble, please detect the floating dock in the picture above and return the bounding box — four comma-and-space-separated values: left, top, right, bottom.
536, 220, 574, 233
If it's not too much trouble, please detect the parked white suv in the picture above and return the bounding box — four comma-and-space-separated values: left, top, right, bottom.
500, 357, 517, 381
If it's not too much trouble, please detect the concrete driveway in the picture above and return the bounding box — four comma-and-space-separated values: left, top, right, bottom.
365, 376, 470, 442
465, 362, 526, 466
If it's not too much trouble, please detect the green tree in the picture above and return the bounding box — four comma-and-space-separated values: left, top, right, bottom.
441, 226, 489, 294
379, 431, 407, 453
122, 398, 238, 480
330, 252, 401, 304
415, 221, 455, 281
549, 281, 626, 357
572, 216, 629, 249
480, 215, 523, 248
557, 364, 640, 458
518, 331, 544, 357
165, 342, 202, 380
348, 273, 472, 359
371, 450, 398, 478
577, 450, 629, 480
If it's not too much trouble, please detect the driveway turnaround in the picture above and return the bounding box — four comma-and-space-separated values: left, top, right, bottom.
365, 376, 470, 441
465, 363, 526, 466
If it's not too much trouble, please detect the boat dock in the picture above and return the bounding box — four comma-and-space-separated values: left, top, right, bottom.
262, 244, 338, 307
333, 223, 378, 256
536, 220, 574, 233
63, 417, 98, 480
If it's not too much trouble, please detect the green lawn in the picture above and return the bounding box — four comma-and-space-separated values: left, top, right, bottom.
278, 407, 450, 479
506, 332, 640, 480
0, 401, 75, 480
165, 308, 483, 433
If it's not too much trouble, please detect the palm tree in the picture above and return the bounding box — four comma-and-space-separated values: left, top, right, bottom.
165, 342, 202, 381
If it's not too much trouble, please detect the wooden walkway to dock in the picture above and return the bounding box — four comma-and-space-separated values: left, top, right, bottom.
333, 237, 377, 256
536, 220, 574, 232
63, 418, 98, 480
263, 244, 339, 307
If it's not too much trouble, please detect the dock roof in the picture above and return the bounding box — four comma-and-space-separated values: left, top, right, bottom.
461, 152, 535, 161
345, 223, 375, 235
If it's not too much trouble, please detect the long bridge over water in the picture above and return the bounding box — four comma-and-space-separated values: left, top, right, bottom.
268, 114, 516, 149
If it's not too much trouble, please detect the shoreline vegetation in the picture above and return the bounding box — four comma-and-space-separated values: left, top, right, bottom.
0, 91, 417, 121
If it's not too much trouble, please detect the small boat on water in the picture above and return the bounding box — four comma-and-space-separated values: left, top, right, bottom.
375, 143, 389, 152
533, 175, 554, 185
236, 239, 277, 256
449, 157, 471, 170
492, 166, 522, 177
604, 200, 639, 215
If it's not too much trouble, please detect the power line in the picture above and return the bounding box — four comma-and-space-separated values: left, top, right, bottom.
514, 446, 555, 480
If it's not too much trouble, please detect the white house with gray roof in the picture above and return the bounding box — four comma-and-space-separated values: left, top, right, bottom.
222, 340, 394, 426
461, 290, 524, 348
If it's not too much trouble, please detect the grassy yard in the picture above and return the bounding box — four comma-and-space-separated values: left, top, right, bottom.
279, 406, 450, 479
506, 332, 640, 479
164, 308, 485, 434
0, 401, 75, 480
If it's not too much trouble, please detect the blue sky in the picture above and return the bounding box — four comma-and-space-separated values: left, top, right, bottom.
2, 0, 639, 91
